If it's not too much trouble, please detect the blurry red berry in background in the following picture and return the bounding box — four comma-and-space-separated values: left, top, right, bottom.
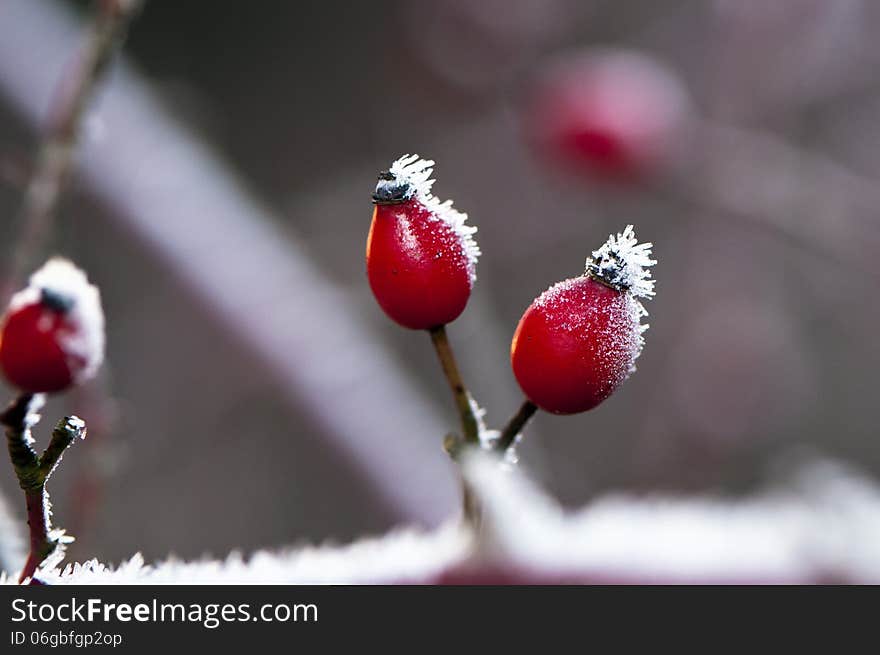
511, 226, 655, 414
367, 155, 480, 330
523, 49, 690, 180
0, 259, 105, 394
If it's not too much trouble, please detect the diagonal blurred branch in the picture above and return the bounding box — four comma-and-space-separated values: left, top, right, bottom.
1, 0, 142, 302
675, 119, 880, 277
0, 0, 457, 525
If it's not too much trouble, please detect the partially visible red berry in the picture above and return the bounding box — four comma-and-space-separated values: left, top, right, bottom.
367, 155, 480, 330
524, 49, 690, 179
511, 226, 655, 414
0, 259, 105, 394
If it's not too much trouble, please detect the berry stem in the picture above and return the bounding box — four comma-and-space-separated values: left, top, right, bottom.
1, 394, 87, 583
496, 399, 538, 453
1, 0, 143, 303
428, 325, 480, 445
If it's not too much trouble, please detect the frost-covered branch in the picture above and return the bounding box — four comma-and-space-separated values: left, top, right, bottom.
679, 120, 880, 276
14, 454, 880, 585
0, 394, 86, 583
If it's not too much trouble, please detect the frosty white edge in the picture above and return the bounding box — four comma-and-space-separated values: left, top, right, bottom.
6, 453, 880, 584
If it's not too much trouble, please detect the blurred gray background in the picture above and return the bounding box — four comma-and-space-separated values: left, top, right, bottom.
0, 0, 878, 566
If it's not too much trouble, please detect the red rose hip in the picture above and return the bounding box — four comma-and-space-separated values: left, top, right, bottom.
511, 225, 655, 414
367, 155, 480, 330
0, 258, 105, 394
524, 49, 690, 179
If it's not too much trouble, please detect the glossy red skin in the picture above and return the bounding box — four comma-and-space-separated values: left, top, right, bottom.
511, 276, 640, 414
367, 199, 473, 330
0, 302, 82, 393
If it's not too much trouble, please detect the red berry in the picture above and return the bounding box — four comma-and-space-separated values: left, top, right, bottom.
511, 226, 655, 414
0, 259, 105, 394
524, 50, 689, 179
367, 155, 479, 330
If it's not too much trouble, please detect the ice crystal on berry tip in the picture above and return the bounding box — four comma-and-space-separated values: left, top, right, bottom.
377, 154, 481, 277
586, 225, 655, 299
586, 225, 655, 367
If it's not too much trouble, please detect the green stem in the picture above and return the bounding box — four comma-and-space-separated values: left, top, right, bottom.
429, 325, 480, 445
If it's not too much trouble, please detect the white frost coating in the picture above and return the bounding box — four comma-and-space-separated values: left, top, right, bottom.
8, 259, 105, 384
467, 395, 520, 465
467, 394, 499, 450
18, 526, 470, 585
382, 154, 481, 280
13, 453, 880, 584
462, 452, 880, 582
587, 224, 655, 363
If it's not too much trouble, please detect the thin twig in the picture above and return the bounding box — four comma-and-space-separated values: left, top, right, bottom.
0, 394, 87, 583
428, 325, 483, 526
496, 399, 538, 453
428, 325, 480, 445
2, 0, 143, 303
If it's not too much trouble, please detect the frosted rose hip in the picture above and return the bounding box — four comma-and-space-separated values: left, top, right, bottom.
0, 259, 105, 394
511, 225, 655, 414
367, 155, 480, 330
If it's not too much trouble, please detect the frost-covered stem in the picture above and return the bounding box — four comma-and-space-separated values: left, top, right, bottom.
1, 394, 86, 583
496, 400, 538, 453
20, 489, 51, 585
2, 395, 41, 487
2, 0, 143, 303
428, 325, 479, 445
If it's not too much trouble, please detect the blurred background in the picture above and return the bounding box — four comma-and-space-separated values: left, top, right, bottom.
0, 0, 878, 566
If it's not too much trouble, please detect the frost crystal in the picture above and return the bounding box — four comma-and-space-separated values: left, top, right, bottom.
8, 258, 105, 384
467, 394, 503, 452
587, 225, 655, 299
377, 154, 481, 280
12, 455, 880, 584
586, 225, 655, 365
